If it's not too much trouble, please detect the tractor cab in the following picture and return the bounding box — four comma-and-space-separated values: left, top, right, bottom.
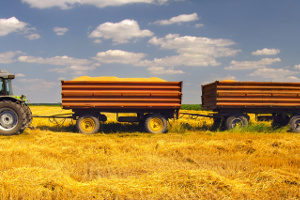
0, 69, 32, 135
0, 70, 15, 96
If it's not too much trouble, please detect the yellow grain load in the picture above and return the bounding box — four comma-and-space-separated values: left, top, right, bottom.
72, 76, 166, 82
222, 79, 236, 82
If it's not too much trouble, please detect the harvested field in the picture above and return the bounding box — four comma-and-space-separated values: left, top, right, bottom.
0, 106, 299, 199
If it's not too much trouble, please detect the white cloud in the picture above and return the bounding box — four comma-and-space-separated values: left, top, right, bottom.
195, 23, 204, 28
15, 78, 59, 103
147, 66, 184, 74
93, 39, 102, 44
220, 75, 236, 81
201, 75, 236, 85
0, 17, 27, 36
18, 78, 56, 89
53, 27, 69, 36
22, 0, 168, 10
0, 51, 24, 64
93, 49, 186, 75
18, 55, 92, 66
26, 33, 40, 40
252, 48, 280, 56
154, 13, 199, 25
90, 34, 239, 74
294, 64, 300, 69
49, 64, 98, 76
15, 73, 26, 77
225, 57, 281, 70
94, 50, 146, 65
89, 19, 153, 44
149, 34, 240, 67
17, 54, 100, 76
0, 17, 40, 40
249, 67, 299, 81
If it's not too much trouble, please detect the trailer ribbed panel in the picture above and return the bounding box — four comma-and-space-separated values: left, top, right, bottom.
61, 81, 182, 110
202, 81, 300, 110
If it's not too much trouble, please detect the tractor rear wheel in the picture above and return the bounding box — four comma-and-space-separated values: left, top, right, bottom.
0, 101, 26, 135
20, 104, 32, 132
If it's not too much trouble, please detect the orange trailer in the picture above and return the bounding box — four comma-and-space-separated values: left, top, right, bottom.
61, 78, 182, 134
202, 81, 300, 132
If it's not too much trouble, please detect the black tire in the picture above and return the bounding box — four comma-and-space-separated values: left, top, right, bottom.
211, 117, 221, 131
76, 115, 100, 134
289, 115, 300, 133
0, 101, 26, 135
144, 114, 167, 134
20, 104, 32, 132
138, 118, 145, 132
272, 114, 289, 128
225, 115, 248, 130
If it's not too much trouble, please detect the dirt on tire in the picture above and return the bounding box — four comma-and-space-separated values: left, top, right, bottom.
20, 103, 33, 132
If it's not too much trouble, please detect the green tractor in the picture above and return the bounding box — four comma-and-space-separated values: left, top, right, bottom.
0, 70, 32, 135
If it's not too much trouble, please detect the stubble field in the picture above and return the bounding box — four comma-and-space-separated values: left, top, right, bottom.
0, 106, 299, 199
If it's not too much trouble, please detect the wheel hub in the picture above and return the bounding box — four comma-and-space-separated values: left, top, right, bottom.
232, 118, 242, 128
80, 118, 96, 133
149, 117, 163, 132
0, 110, 18, 130
294, 119, 300, 128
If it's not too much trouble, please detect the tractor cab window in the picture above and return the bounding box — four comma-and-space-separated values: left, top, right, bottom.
0, 79, 4, 95
5, 79, 13, 95
0, 79, 13, 95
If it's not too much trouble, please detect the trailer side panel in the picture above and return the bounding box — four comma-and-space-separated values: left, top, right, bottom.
61, 81, 182, 110
202, 81, 300, 110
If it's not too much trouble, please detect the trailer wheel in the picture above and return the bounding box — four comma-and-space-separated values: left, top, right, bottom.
272, 114, 289, 128
225, 115, 248, 130
289, 115, 300, 133
76, 115, 100, 134
211, 117, 222, 131
139, 119, 145, 131
144, 114, 167, 133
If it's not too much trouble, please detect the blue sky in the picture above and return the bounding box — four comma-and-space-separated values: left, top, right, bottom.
1, 0, 300, 103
